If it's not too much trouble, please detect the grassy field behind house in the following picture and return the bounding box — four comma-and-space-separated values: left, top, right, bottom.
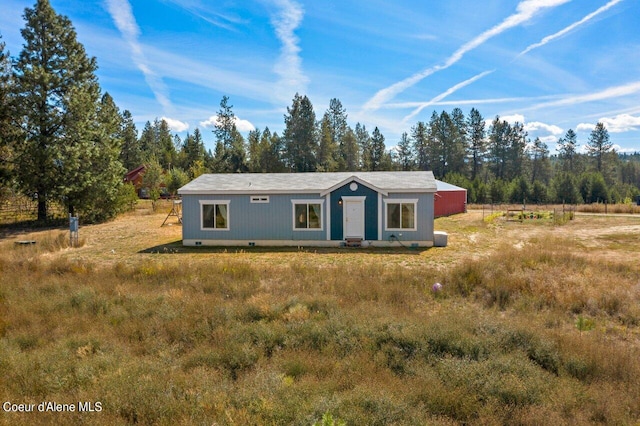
1, 201, 639, 425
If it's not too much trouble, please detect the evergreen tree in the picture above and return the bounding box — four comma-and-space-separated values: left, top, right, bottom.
466, 108, 486, 180
119, 110, 141, 172
529, 137, 551, 184
13, 0, 103, 220
82, 92, 126, 221
211, 96, 247, 173
487, 117, 510, 180
317, 114, 338, 171
139, 121, 156, 159
341, 127, 360, 171
246, 129, 262, 172
283, 93, 318, 172
396, 132, 414, 171
355, 123, 371, 170
449, 108, 468, 175
157, 119, 176, 169
586, 122, 612, 173
551, 172, 581, 204
0, 35, 16, 186
557, 129, 578, 174
505, 122, 527, 181
411, 121, 429, 171
369, 127, 387, 171
326, 98, 348, 170
180, 129, 206, 176
429, 110, 466, 179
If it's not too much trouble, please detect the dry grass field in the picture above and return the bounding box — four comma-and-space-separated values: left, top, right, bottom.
1, 200, 639, 425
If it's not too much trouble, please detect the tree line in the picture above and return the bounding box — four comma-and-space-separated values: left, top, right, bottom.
183, 94, 640, 206
1, 1, 639, 224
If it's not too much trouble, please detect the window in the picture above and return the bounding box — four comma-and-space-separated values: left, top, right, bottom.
250, 195, 269, 203
385, 199, 417, 230
200, 200, 230, 230
292, 200, 323, 230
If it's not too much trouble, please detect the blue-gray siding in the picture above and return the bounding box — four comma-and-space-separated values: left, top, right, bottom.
182, 193, 328, 241
182, 191, 434, 243
380, 193, 434, 243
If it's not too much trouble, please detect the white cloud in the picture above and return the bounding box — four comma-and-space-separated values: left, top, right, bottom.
518, 0, 624, 57
161, 117, 189, 132
501, 114, 525, 124
577, 114, 640, 133
524, 121, 563, 135
402, 70, 495, 123
600, 114, 640, 132
363, 0, 569, 111
199, 115, 255, 132
529, 81, 640, 110
271, 0, 308, 101
576, 122, 596, 132
105, 0, 172, 112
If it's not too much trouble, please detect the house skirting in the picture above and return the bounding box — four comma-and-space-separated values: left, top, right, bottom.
182, 239, 435, 248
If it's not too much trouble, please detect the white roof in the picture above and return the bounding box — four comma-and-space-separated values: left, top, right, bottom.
178, 171, 437, 195
436, 180, 467, 192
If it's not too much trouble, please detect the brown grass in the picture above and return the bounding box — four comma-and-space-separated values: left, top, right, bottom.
0, 202, 639, 424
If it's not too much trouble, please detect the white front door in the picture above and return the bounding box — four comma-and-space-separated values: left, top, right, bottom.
343, 197, 365, 239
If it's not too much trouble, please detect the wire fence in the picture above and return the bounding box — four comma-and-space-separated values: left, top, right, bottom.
0, 193, 66, 225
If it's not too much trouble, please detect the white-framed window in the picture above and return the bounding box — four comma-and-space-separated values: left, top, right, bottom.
200, 200, 230, 230
250, 195, 270, 203
384, 199, 418, 231
291, 200, 324, 230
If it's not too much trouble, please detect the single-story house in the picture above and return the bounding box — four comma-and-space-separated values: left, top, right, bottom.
434, 180, 467, 217
178, 171, 446, 247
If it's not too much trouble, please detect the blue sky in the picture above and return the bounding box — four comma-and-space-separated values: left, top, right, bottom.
1, 0, 639, 154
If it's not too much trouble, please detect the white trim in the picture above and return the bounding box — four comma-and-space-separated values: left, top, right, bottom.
326, 193, 331, 240
291, 199, 325, 231
250, 195, 270, 203
319, 176, 389, 197
378, 193, 382, 240
183, 239, 434, 248
180, 188, 435, 196
342, 196, 366, 239
199, 200, 230, 231
383, 199, 418, 232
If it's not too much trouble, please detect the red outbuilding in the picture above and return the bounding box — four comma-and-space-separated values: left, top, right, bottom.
434, 180, 467, 217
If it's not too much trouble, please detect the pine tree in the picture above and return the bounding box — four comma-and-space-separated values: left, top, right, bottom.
83, 93, 125, 221
557, 128, 577, 173
529, 137, 551, 184
213, 96, 247, 172
586, 122, 612, 173
119, 110, 141, 172
317, 114, 338, 171
283, 93, 318, 172
369, 127, 386, 171
0, 35, 16, 186
341, 127, 360, 171
13, 0, 102, 220
466, 108, 486, 180
246, 129, 262, 172
355, 123, 371, 170
411, 121, 429, 171
487, 117, 510, 180
396, 132, 414, 171
326, 98, 348, 170
157, 119, 177, 169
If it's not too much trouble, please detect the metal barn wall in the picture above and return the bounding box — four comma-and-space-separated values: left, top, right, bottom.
434, 189, 467, 217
